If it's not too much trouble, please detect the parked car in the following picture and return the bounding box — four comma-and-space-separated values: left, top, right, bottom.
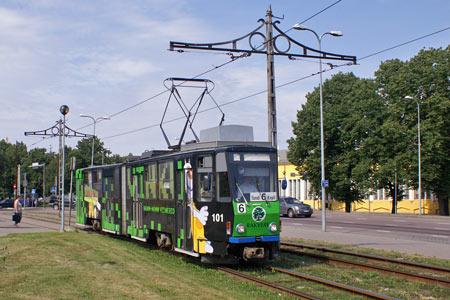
0, 199, 15, 208
279, 197, 313, 218
48, 195, 76, 210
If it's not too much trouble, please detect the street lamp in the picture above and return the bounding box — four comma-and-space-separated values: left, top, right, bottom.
80, 114, 110, 167
293, 24, 343, 232
405, 95, 422, 215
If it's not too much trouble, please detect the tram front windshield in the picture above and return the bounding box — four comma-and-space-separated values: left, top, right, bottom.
229, 152, 277, 203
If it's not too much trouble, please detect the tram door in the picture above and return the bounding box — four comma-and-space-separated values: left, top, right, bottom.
132, 173, 143, 233
175, 160, 192, 251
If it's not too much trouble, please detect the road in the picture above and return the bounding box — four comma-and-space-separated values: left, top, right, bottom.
281, 210, 450, 259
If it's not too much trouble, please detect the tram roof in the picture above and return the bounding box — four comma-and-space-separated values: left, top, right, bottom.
179, 140, 273, 152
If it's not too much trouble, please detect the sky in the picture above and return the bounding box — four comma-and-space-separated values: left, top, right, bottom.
1, 0, 449, 157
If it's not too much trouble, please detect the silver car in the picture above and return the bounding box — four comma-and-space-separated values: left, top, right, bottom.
279, 197, 313, 218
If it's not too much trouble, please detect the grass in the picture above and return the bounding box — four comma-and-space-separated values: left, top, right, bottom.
0, 232, 296, 300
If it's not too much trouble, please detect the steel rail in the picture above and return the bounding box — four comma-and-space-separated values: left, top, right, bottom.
281, 248, 450, 288
267, 265, 400, 300
281, 241, 450, 273
217, 266, 325, 300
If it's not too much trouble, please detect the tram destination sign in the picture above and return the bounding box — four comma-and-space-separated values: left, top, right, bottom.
250, 192, 277, 202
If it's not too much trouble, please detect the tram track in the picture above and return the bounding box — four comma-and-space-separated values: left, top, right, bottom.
264, 265, 399, 300
281, 241, 450, 288
217, 266, 325, 300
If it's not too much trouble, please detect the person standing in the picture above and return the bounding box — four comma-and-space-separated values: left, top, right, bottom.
13, 198, 22, 226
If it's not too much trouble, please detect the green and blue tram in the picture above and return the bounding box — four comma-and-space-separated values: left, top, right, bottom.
75, 127, 280, 263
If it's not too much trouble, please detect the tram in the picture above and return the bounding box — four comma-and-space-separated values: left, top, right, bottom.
75, 125, 280, 263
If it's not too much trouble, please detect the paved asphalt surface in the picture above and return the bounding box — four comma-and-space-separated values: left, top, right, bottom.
0, 207, 70, 235
281, 210, 450, 259
1, 207, 449, 260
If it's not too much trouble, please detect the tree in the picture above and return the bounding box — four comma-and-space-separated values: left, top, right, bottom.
72, 137, 125, 169
0, 140, 17, 198
0, 136, 126, 200
353, 59, 411, 213
288, 73, 370, 212
375, 46, 450, 215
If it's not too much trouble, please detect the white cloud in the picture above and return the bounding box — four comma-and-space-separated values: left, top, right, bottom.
65, 53, 160, 86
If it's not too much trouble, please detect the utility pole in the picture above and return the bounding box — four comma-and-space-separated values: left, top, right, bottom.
266, 6, 277, 147
17, 164, 21, 198
169, 6, 356, 148
25, 106, 92, 231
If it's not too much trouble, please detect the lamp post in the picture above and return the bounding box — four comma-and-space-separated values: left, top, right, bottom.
60, 105, 69, 231
80, 114, 110, 167
405, 96, 422, 215
293, 24, 343, 232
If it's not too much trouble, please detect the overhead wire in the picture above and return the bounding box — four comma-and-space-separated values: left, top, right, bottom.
283, 0, 342, 35
27, 2, 342, 147
102, 24, 450, 141
358, 26, 450, 61
26, 3, 450, 146
77, 53, 247, 130
28, 52, 249, 148
254, 0, 342, 51
100, 2, 344, 140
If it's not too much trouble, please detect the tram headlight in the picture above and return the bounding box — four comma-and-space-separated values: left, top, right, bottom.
236, 224, 245, 234
269, 222, 278, 232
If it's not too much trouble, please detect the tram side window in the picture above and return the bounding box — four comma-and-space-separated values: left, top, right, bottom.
93, 170, 101, 184
144, 163, 157, 199
83, 171, 91, 186
127, 167, 132, 199
158, 161, 174, 200
216, 152, 231, 202
197, 156, 213, 202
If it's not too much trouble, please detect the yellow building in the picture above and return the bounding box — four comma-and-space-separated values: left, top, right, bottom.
278, 150, 440, 215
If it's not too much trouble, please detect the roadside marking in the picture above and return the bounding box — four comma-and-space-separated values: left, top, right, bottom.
438, 223, 450, 225
434, 228, 447, 230
343, 221, 354, 224
376, 230, 391, 233
392, 220, 406, 222
356, 218, 367, 220
293, 223, 303, 226
331, 226, 343, 229
432, 235, 448, 238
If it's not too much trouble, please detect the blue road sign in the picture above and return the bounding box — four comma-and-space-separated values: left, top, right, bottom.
32, 189, 36, 194
281, 179, 287, 190
50, 187, 56, 193
322, 180, 329, 187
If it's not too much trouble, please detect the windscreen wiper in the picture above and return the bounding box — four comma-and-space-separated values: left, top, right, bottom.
235, 182, 249, 206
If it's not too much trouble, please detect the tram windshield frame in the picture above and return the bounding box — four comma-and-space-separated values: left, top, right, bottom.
228, 152, 278, 203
